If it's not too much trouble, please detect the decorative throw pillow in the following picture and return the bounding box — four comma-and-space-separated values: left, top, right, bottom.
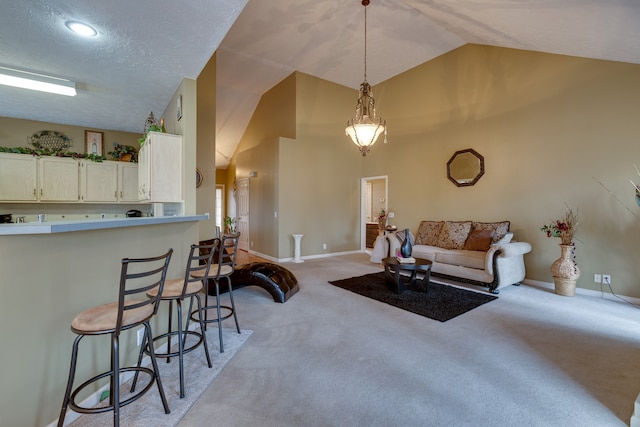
436, 221, 472, 249
395, 229, 415, 246
414, 221, 443, 246
471, 221, 510, 243
463, 229, 495, 251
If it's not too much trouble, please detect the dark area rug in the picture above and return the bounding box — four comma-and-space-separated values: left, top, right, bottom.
329, 272, 497, 322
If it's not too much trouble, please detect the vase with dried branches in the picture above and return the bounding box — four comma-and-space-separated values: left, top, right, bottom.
541, 207, 580, 296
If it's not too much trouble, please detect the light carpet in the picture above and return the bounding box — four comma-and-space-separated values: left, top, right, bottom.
67, 328, 252, 427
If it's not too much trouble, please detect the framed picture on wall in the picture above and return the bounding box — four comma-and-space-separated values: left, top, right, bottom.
85, 130, 104, 155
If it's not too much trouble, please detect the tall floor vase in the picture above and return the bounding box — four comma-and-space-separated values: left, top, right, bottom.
550, 244, 580, 296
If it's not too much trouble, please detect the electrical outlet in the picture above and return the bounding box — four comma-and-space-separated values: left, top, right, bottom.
322, 243, 327, 250
388, 212, 395, 218
594, 274, 602, 283
603, 274, 611, 285
136, 327, 145, 346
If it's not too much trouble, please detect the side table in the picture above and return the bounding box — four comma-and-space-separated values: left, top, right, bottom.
382, 257, 432, 294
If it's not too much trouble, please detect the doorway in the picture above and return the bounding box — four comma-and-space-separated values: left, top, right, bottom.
361, 175, 388, 252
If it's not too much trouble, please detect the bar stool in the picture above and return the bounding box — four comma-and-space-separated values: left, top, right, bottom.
130, 243, 215, 399
191, 233, 241, 352
57, 249, 173, 427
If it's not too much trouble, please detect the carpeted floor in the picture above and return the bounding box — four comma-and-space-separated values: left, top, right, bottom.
176, 253, 640, 427
329, 271, 497, 321
67, 328, 252, 427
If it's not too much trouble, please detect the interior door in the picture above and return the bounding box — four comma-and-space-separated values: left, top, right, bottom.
237, 178, 250, 251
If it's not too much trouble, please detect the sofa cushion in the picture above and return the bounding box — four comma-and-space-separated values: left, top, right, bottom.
463, 229, 494, 251
472, 221, 510, 243
414, 221, 443, 246
436, 221, 472, 249
435, 250, 486, 270
410, 245, 447, 262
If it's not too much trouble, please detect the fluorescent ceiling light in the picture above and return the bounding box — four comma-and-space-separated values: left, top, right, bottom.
65, 21, 97, 37
0, 66, 77, 96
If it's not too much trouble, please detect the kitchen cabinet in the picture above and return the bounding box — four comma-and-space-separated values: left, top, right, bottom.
38, 157, 79, 202
80, 160, 118, 202
138, 132, 182, 202
118, 162, 138, 202
0, 153, 38, 201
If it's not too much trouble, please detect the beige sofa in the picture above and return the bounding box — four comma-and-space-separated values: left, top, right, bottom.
388, 220, 532, 294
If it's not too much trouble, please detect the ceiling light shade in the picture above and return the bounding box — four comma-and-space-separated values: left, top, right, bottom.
65, 21, 97, 37
0, 66, 77, 96
346, 0, 387, 157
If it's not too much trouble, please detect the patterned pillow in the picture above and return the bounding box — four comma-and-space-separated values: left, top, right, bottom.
436, 221, 473, 249
414, 221, 443, 246
471, 221, 510, 243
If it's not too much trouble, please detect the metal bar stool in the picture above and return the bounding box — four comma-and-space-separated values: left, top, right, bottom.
190, 233, 241, 352
57, 249, 173, 427
130, 243, 216, 398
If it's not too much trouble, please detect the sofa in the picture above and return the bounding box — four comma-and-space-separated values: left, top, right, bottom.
388, 220, 532, 294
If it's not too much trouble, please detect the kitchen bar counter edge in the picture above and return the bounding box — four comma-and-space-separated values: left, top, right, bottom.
0, 214, 209, 235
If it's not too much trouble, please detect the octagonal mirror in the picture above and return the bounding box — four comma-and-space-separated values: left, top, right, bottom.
447, 148, 484, 187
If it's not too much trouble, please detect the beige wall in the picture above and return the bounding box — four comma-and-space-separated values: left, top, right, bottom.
0, 116, 139, 156
366, 44, 640, 296
230, 44, 640, 297
234, 72, 363, 259
196, 53, 218, 240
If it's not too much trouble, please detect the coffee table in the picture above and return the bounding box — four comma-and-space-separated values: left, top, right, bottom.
382, 257, 433, 294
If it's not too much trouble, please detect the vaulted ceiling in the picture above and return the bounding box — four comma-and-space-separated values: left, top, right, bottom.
2, 1, 639, 167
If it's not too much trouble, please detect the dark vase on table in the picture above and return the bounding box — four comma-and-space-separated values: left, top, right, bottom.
400, 228, 412, 258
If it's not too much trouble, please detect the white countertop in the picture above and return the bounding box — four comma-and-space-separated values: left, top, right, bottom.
0, 214, 209, 235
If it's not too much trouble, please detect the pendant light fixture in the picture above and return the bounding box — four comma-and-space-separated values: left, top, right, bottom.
346, 0, 387, 157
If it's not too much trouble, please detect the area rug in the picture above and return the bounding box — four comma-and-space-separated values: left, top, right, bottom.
67, 328, 252, 427
329, 272, 497, 322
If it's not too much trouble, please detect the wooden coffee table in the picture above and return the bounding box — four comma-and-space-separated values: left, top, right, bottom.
382, 257, 433, 294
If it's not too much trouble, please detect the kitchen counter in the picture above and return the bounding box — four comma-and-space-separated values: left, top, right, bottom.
0, 214, 208, 235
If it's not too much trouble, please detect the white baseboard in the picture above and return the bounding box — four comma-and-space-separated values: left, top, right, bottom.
521, 278, 640, 305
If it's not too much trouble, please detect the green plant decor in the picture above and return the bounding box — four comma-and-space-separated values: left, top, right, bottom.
0, 146, 106, 162
107, 143, 138, 163
137, 124, 163, 146
224, 216, 236, 234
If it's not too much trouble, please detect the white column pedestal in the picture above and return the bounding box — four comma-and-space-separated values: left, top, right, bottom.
292, 234, 304, 263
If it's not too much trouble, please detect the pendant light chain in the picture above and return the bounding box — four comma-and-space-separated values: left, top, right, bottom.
363, 4, 367, 83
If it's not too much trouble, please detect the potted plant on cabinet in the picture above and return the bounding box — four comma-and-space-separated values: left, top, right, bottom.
108, 143, 138, 162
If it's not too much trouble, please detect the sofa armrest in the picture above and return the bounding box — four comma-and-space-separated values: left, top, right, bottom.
484, 241, 532, 275
387, 232, 401, 257
495, 241, 532, 258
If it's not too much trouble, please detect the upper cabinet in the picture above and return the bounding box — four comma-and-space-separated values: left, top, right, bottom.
0, 153, 139, 204
38, 157, 79, 202
0, 153, 38, 201
138, 132, 182, 202
80, 160, 118, 202
118, 162, 139, 202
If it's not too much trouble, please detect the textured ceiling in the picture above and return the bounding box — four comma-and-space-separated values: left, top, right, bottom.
2, 0, 640, 167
